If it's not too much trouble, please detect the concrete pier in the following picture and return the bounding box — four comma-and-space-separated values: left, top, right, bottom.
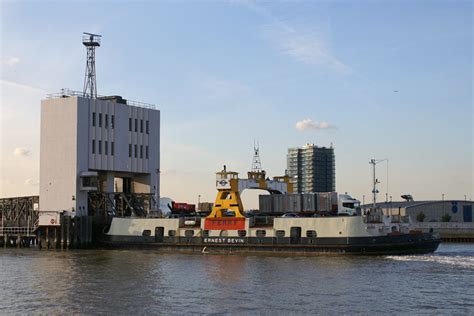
412, 222, 474, 242
37, 215, 94, 249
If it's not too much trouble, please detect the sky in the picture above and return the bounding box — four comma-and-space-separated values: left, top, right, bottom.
0, 0, 472, 208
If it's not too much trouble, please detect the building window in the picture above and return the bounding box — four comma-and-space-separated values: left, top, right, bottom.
146, 146, 149, 159
276, 230, 285, 237
134, 144, 137, 158
92, 112, 96, 126
140, 145, 143, 158
111, 142, 114, 156
185, 230, 194, 237
92, 139, 95, 154
111, 115, 114, 129
306, 230, 317, 238
98, 140, 102, 154
128, 144, 131, 157
168, 230, 176, 237
140, 119, 143, 133
146, 120, 149, 134
105, 114, 108, 129
129, 118, 132, 131
256, 230, 266, 237
142, 230, 151, 237
105, 141, 108, 155
135, 119, 138, 132
98, 113, 102, 127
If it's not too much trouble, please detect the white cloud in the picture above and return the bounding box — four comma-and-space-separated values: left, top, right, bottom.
0, 79, 46, 94
295, 118, 336, 131
274, 29, 351, 73
1, 56, 20, 66
24, 178, 39, 186
13, 147, 32, 157
243, 2, 351, 74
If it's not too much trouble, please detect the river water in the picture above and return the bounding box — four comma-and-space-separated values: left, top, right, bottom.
1, 243, 473, 314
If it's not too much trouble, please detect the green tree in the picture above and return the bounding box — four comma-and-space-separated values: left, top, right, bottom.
441, 214, 451, 222
416, 212, 426, 222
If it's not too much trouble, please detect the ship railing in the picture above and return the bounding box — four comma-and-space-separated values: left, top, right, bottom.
390, 215, 410, 223
364, 214, 383, 224
413, 222, 474, 230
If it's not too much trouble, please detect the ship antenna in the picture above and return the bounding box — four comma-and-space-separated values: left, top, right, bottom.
251, 140, 262, 172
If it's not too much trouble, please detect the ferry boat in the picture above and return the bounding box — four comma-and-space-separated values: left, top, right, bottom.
102, 215, 440, 255
100, 165, 441, 255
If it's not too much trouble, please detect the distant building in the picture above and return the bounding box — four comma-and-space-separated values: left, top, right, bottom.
287, 143, 335, 193
361, 200, 473, 223
39, 92, 160, 218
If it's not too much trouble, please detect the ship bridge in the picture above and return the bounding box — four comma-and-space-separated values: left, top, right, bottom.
208, 166, 293, 218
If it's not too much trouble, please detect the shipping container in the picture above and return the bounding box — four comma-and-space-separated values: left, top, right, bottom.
259, 192, 339, 213
273, 194, 284, 213
302, 194, 316, 211
172, 202, 196, 212
316, 193, 328, 211
286, 194, 302, 212
198, 202, 213, 212
328, 192, 338, 211
258, 195, 273, 213
315, 192, 338, 212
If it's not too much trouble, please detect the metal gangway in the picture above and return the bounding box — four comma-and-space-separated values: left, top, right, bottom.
0, 196, 39, 247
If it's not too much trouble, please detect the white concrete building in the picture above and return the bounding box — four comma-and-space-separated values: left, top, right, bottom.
39, 92, 160, 222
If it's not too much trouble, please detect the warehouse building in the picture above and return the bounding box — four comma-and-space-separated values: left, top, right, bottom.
39, 91, 160, 223
287, 143, 335, 193
361, 200, 473, 223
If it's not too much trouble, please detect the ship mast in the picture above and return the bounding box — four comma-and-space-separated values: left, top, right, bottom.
369, 159, 387, 210
251, 140, 262, 172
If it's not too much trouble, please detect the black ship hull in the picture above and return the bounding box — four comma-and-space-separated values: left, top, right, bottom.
100, 233, 441, 255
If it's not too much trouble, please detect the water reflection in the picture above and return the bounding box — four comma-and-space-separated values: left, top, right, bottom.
1, 244, 473, 314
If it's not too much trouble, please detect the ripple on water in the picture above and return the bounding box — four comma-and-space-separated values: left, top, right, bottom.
0, 244, 473, 314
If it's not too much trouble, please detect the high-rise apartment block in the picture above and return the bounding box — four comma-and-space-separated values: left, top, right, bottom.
287, 143, 335, 193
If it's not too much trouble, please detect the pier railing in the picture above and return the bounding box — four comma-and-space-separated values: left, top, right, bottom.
0, 227, 36, 236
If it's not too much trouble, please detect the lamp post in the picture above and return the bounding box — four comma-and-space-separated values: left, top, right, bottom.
155, 168, 160, 211
442, 193, 445, 219
389, 195, 393, 217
